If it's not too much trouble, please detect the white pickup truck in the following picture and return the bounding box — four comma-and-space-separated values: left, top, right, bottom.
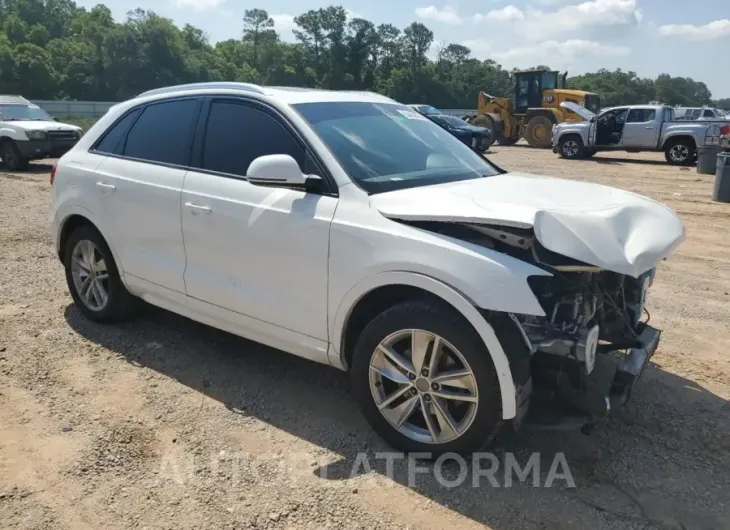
0, 95, 83, 171
552, 102, 730, 166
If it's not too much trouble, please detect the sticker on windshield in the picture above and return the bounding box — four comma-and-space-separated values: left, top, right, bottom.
397, 109, 429, 121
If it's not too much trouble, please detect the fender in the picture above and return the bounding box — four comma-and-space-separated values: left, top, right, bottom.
660, 132, 696, 150
53, 204, 129, 291
553, 123, 590, 147
329, 271, 519, 420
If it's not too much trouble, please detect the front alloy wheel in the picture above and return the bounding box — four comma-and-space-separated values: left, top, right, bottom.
369, 329, 479, 445
352, 300, 503, 456
562, 140, 581, 158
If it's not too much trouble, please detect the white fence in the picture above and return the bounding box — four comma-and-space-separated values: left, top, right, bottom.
30, 99, 476, 119
31, 100, 118, 119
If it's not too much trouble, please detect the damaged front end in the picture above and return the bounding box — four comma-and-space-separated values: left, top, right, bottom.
406, 220, 663, 433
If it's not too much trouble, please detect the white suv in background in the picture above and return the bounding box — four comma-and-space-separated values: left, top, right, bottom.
51, 83, 684, 455
0, 95, 83, 171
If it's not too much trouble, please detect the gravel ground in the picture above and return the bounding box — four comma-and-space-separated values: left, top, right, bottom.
1, 148, 729, 530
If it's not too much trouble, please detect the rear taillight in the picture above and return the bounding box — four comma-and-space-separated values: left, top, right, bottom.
50, 164, 57, 186
721, 124, 730, 136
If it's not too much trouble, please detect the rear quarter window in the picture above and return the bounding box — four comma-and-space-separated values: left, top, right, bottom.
122, 99, 202, 166
93, 108, 141, 154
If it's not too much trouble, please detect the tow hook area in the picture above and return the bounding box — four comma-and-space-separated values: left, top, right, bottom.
522, 324, 661, 433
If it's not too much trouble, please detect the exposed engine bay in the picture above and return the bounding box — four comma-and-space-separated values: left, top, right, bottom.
402, 220, 659, 428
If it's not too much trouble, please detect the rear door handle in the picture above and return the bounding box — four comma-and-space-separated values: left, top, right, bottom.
184, 202, 212, 214
96, 182, 116, 192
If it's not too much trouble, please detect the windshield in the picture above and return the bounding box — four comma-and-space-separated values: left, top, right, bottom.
0, 104, 53, 121
295, 102, 499, 194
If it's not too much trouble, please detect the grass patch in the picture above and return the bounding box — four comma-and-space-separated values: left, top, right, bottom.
56, 117, 99, 131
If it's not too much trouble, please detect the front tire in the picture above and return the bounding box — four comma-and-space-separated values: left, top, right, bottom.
351, 300, 503, 457
664, 139, 695, 166
558, 135, 585, 160
470, 115, 496, 151
63, 225, 137, 322
0, 140, 29, 171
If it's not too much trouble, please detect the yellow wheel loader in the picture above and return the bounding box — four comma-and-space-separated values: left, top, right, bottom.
470, 70, 600, 148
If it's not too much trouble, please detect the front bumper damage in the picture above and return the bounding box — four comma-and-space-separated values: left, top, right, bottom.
522, 323, 661, 433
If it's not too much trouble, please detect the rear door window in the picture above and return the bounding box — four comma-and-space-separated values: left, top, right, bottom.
123, 99, 202, 166
626, 109, 656, 123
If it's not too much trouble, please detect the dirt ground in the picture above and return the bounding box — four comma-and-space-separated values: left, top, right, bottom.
1, 147, 729, 530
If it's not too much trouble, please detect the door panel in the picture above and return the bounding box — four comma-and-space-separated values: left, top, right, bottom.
94, 157, 187, 293
623, 108, 660, 148
181, 172, 336, 340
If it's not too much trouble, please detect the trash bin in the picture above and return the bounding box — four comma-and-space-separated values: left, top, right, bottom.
698, 145, 722, 175
714, 151, 730, 203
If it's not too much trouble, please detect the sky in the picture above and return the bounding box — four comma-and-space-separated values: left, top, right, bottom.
74, 0, 730, 98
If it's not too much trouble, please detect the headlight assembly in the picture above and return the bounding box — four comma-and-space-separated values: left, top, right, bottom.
25, 130, 48, 141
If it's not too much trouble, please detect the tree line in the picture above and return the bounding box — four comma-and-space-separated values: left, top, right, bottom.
1, 0, 728, 109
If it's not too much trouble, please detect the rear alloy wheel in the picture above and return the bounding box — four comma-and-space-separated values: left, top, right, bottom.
352, 301, 503, 456
665, 139, 695, 166
558, 136, 585, 160
64, 225, 137, 322
524, 116, 554, 148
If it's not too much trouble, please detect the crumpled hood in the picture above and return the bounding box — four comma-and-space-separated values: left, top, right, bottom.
370, 172, 685, 278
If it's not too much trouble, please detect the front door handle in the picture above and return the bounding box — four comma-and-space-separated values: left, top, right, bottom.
184, 202, 212, 214
96, 182, 116, 192
645, 125, 655, 129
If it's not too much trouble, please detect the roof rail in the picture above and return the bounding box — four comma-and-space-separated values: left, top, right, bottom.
136, 82, 265, 98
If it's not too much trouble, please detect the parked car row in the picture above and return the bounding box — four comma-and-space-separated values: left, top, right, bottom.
408, 104, 492, 152
48, 82, 684, 456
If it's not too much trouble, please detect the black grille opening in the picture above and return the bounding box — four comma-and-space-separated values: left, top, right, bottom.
48, 130, 78, 141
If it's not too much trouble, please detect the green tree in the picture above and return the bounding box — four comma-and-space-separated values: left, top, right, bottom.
242, 9, 276, 72
0, 1, 718, 108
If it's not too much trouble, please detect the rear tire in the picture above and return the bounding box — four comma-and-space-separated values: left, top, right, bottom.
351, 300, 503, 457
524, 116, 554, 148
63, 225, 137, 323
0, 140, 29, 171
558, 135, 585, 160
664, 138, 695, 166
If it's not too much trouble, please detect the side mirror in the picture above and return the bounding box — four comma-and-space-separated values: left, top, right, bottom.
247, 154, 307, 187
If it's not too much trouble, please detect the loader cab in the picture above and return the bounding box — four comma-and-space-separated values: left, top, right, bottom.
514, 70, 562, 113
